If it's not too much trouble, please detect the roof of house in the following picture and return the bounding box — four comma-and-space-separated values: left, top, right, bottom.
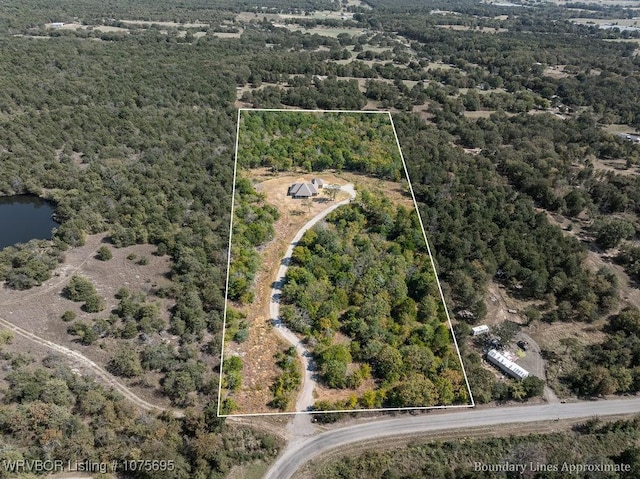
290, 182, 318, 197
312, 178, 324, 186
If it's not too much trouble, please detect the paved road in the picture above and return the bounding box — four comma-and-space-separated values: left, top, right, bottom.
264, 398, 640, 479
270, 184, 356, 414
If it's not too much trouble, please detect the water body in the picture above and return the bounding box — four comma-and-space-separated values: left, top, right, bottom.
0, 196, 58, 250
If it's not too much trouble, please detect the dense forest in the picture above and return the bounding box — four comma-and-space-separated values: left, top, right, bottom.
282, 191, 469, 409
237, 110, 403, 179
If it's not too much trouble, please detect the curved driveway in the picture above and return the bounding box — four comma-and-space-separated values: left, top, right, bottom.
270, 184, 356, 413
264, 398, 640, 479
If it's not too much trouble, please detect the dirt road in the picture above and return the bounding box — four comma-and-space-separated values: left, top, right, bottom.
0, 314, 183, 418
270, 184, 356, 416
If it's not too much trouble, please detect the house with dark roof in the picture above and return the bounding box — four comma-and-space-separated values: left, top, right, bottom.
288, 182, 318, 198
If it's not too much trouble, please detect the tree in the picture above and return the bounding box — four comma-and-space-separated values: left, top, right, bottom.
324, 184, 341, 201
108, 346, 142, 378
521, 376, 545, 398
95, 245, 112, 261
594, 218, 635, 250
387, 374, 438, 407
611, 307, 640, 336
82, 294, 105, 313
64, 276, 97, 303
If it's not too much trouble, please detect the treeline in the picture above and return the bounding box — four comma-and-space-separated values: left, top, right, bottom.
246, 77, 366, 110
227, 177, 279, 304
238, 110, 403, 179
282, 190, 469, 408
0, 351, 282, 478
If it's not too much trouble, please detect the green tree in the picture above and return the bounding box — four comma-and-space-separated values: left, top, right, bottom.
594, 218, 635, 250
95, 245, 113, 261
64, 276, 97, 303
108, 346, 142, 378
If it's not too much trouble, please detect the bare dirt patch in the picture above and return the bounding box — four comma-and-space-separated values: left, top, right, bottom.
463, 110, 498, 119
436, 24, 508, 33
0, 234, 175, 408
543, 65, 571, 79
592, 158, 640, 177
119, 20, 210, 28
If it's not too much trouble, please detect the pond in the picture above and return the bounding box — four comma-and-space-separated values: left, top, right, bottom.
0, 195, 58, 250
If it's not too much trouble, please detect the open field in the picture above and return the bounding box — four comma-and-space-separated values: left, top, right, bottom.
436, 24, 508, 33
548, 0, 640, 5
278, 24, 366, 38
463, 109, 498, 119
570, 17, 640, 27
45, 23, 129, 33
0, 233, 175, 408
119, 19, 210, 28
543, 65, 571, 79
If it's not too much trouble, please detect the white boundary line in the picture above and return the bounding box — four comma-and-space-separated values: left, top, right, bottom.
217, 108, 242, 417
388, 111, 475, 408
217, 107, 475, 417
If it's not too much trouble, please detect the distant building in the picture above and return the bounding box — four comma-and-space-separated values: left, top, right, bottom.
311, 178, 324, 189
471, 325, 489, 336
288, 182, 318, 198
486, 349, 529, 380
51, 22, 65, 28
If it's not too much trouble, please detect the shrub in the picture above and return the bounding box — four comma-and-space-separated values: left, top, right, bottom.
95, 246, 112, 261
108, 346, 143, 377
83, 294, 105, 313
61, 310, 77, 322
64, 276, 97, 303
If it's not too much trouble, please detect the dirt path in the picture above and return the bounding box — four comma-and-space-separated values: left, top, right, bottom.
0, 235, 183, 418
0, 314, 183, 418
270, 184, 356, 418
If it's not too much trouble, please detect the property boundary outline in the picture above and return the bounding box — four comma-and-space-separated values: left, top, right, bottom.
217, 107, 475, 417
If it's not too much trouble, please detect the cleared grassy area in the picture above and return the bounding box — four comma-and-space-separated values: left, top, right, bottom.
435, 24, 508, 33
119, 19, 209, 27
45, 22, 129, 32
570, 17, 640, 27
279, 24, 366, 37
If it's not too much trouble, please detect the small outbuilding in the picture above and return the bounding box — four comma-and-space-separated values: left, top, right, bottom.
311, 178, 324, 189
471, 325, 489, 336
